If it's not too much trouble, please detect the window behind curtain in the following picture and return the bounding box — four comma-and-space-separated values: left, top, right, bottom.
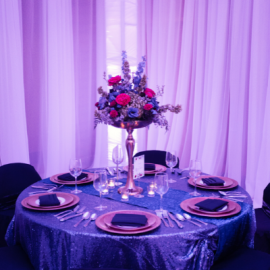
105, 0, 137, 166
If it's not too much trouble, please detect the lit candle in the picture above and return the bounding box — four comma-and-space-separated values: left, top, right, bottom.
147, 185, 155, 197
108, 180, 115, 189
121, 193, 129, 201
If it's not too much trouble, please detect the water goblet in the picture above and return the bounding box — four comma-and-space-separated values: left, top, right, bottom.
154, 172, 169, 212
189, 160, 201, 196
166, 151, 178, 183
94, 170, 108, 211
112, 145, 124, 186
69, 158, 82, 194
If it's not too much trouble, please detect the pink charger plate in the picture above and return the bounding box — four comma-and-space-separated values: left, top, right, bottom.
180, 197, 241, 218
50, 172, 96, 185
95, 210, 161, 235
188, 176, 238, 190
123, 163, 167, 175
27, 192, 74, 208
21, 193, 80, 211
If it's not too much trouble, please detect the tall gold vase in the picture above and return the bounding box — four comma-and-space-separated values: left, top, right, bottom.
111, 120, 151, 195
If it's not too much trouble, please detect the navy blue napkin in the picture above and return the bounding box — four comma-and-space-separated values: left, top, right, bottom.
202, 177, 225, 186
39, 194, 60, 206
111, 214, 147, 227
58, 173, 88, 181
145, 164, 156, 171
195, 199, 228, 212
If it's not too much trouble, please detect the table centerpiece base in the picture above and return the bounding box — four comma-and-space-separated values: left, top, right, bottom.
111, 120, 151, 196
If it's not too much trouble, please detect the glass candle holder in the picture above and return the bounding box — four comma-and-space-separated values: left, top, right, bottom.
147, 186, 155, 197
102, 188, 109, 195
121, 192, 129, 202
107, 179, 115, 190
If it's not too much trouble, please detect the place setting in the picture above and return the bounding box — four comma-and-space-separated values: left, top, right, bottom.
180, 197, 241, 218
50, 158, 97, 187
21, 192, 80, 211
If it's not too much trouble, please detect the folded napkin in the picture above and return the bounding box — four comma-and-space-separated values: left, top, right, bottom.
57, 173, 88, 181
195, 199, 228, 212
39, 194, 60, 206
111, 214, 148, 227
201, 177, 225, 186
145, 164, 156, 171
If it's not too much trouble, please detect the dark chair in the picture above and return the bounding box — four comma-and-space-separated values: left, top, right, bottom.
133, 150, 179, 168
0, 163, 41, 247
254, 183, 270, 254
210, 247, 270, 270
0, 245, 34, 269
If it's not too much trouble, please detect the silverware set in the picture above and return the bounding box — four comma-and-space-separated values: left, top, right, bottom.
29, 184, 65, 195
155, 210, 208, 228
53, 205, 97, 227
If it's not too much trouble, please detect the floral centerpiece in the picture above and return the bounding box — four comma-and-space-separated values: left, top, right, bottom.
94, 51, 182, 131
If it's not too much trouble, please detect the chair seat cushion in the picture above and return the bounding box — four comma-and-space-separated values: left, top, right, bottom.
211, 247, 270, 270
0, 245, 34, 270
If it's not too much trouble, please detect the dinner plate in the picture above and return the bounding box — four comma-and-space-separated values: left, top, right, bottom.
123, 163, 167, 175
95, 210, 161, 235
188, 198, 236, 215
180, 197, 241, 218
50, 172, 96, 185
188, 176, 238, 190
103, 212, 157, 231
21, 193, 80, 211
196, 176, 233, 187
27, 192, 74, 208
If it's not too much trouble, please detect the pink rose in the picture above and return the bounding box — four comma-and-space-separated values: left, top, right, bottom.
115, 93, 131, 106
95, 102, 99, 107
144, 88, 156, 98
110, 100, 117, 107
144, 104, 153, 110
108, 75, 121, 86
110, 110, 118, 118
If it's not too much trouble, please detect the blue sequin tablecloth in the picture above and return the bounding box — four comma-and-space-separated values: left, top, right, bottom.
5, 170, 255, 270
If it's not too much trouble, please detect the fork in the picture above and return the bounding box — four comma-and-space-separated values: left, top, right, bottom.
57, 206, 86, 219
163, 210, 174, 228
54, 205, 80, 217
155, 210, 169, 227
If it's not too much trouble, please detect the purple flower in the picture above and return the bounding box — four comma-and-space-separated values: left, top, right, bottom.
99, 97, 108, 109
128, 107, 139, 118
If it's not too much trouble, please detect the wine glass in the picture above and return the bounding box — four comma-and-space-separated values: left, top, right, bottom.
189, 159, 201, 196
154, 172, 169, 212
69, 158, 82, 194
93, 170, 108, 211
112, 145, 124, 186
165, 151, 178, 183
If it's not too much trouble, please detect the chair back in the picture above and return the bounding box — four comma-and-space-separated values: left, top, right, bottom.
0, 163, 41, 199
133, 150, 179, 168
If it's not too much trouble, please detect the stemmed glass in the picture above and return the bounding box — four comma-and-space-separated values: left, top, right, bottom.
94, 170, 108, 211
112, 145, 124, 186
154, 172, 169, 212
134, 174, 144, 198
69, 158, 82, 194
165, 151, 178, 183
189, 159, 201, 196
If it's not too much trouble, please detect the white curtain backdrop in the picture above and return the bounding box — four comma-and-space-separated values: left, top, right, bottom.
137, 0, 270, 208
1, 0, 270, 208
0, 0, 108, 178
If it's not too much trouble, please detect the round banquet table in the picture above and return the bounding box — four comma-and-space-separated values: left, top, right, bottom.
5, 169, 255, 270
